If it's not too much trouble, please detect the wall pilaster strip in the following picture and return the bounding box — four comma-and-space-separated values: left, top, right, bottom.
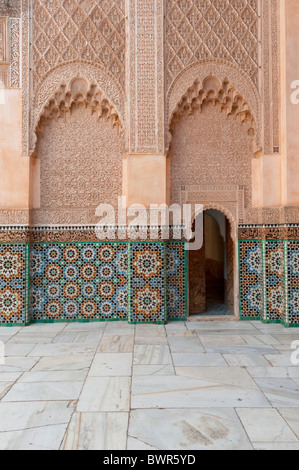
10, 17, 21, 88
21, 0, 30, 155
127, 0, 164, 155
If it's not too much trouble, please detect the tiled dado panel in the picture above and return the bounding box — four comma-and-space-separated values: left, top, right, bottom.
167, 242, 187, 321
0, 245, 29, 326
129, 243, 166, 324
239, 240, 299, 327
0, 241, 187, 326
30, 243, 128, 323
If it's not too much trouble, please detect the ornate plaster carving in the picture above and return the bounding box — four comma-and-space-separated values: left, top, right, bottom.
34, 91, 124, 226
0, 0, 20, 17
31, 62, 125, 155
32, 77, 123, 156
168, 73, 258, 152
169, 102, 254, 227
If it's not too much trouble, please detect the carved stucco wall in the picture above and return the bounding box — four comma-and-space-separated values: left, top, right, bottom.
166, 0, 280, 155
169, 101, 254, 227
33, 103, 124, 226
19, 0, 126, 156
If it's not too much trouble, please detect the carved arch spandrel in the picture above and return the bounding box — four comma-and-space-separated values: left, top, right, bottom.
30, 61, 126, 155
166, 59, 261, 152
31, 76, 124, 157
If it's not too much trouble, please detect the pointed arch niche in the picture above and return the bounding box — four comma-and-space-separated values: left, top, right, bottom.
167, 75, 258, 318
30, 77, 125, 226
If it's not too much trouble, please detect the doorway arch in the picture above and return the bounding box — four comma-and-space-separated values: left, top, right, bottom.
189, 209, 235, 317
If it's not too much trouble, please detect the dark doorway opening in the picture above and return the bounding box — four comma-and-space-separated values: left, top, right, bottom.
189, 209, 234, 316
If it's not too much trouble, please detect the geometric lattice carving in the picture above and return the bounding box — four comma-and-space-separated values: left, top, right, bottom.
33, 0, 125, 89
166, 0, 259, 90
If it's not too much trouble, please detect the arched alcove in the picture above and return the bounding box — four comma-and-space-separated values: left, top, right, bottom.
31, 78, 125, 226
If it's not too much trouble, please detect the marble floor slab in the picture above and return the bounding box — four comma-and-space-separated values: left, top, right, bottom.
103, 323, 135, 336
278, 408, 299, 439
135, 325, 166, 337
128, 408, 253, 450
253, 378, 299, 407
0, 319, 298, 450
205, 345, 278, 355
0, 382, 14, 400
168, 336, 204, 353
241, 335, 282, 346
89, 353, 132, 377
77, 377, 131, 412
52, 331, 102, 344
0, 424, 69, 450
63, 322, 107, 331
264, 354, 295, 367
19, 324, 65, 333
98, 336, 135, 353
2, 381, 84, 402
172, 353, 227, 367
133, 345, 172, 365
252, 442, 299, 450
31, 355, 94, 372
28, 342, 99, 357
223, 354, 271, 367
18, 370, 88, 383
0, 357, 40, 372
62, 412, 129, 450
131, 376, 271, 409
133, 364, 175, 376
0, 372, 22, 382
4, 343, 36, 357
5, 333, 58, 344
247, 367, 294, 378
236, 408, 298, 443
0, 401, 73, 432
175, 367, 260, 390
199, 335, 246, 346
134, 336, 168, 345
0, 328, 22, 336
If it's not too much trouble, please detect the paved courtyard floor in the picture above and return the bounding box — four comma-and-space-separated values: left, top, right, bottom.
0, 320, 299, 450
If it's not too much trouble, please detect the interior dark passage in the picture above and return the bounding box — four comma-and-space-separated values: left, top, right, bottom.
189, 209, 234, 316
